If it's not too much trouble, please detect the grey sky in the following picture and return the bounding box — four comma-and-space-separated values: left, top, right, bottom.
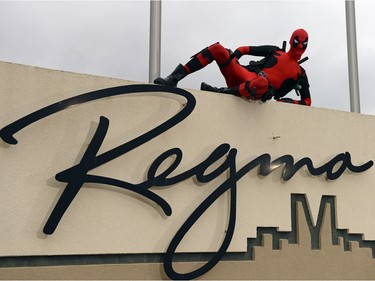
0, 1, 374, 115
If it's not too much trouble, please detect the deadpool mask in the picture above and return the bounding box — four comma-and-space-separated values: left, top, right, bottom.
288, 29, 308, 60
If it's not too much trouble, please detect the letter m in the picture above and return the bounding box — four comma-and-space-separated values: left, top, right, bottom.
291, 194, 339, 249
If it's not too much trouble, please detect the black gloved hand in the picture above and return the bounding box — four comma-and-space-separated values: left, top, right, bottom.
261, 84, 275, 102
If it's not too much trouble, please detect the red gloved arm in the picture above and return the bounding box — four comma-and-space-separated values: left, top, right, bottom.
232, 46, 250, 59
232, 45, 279, 59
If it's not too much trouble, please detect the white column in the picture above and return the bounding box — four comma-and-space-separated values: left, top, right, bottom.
345, 0, 361, 113
149, 0, 162, 83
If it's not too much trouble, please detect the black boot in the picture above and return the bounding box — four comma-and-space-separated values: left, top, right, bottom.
201, 82, 241, 96
200, 82, 221, 92
154, 64, 188, 87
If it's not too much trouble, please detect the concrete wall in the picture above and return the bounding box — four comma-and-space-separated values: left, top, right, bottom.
1, 61, 375, 279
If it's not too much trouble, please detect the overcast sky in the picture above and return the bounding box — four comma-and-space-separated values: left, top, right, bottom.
1, 0, 374, 115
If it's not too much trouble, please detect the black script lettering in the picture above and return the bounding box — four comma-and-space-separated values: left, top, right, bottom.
250, 152, 374, 181
45, 116, 173, 234
0, 84, 195, 146
1, 84, 196, 234
163, 148, 238, 280
147, 143, 232, 186
1, 83, 374, 280
162, 151, 373, 279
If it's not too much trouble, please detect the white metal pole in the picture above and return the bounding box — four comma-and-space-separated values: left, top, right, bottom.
149, 0, 162, 83
345, 0, 361, 113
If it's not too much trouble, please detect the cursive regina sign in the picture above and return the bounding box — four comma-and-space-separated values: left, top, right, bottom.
1, 84, 373, 280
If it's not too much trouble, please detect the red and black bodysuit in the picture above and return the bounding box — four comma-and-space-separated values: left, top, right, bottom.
154, 29, 311, 106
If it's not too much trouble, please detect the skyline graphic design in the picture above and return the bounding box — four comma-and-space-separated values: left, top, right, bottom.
2, 193, 375, 268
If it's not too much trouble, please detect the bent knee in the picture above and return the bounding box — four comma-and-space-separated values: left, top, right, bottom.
208, 43, 231, 64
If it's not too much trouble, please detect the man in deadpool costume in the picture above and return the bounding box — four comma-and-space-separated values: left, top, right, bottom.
154, 29, 311, 106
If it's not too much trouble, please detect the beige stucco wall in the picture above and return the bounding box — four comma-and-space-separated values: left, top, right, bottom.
1, 61, 375, 279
